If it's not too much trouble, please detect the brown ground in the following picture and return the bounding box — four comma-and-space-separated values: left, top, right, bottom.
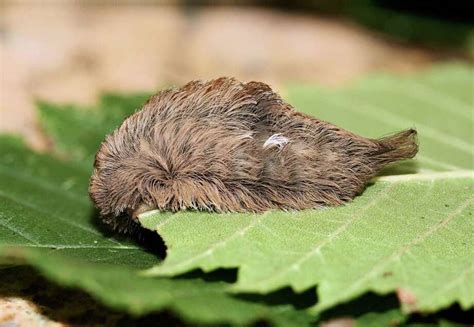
0, 3, 468, 326
1, 4, 463, 150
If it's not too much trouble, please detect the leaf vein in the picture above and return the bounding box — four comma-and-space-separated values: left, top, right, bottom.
251, 183, 397, 288
325, 196, 474, 309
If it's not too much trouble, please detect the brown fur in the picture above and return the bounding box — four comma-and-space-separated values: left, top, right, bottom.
89, 78, 418, 232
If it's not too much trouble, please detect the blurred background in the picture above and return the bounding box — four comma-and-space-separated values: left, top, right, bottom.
0, 1, 473, 325
0, 0, 474, 149
1, 1, 472, 151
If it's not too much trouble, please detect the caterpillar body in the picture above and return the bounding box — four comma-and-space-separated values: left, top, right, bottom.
89, 78, 418, 233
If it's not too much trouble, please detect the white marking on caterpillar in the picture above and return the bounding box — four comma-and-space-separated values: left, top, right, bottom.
263, 134, 289, 150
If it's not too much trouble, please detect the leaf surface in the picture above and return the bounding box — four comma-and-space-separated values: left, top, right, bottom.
2, 64, 473, 323
38, 92, 151, 164
138, 64, 474, 313
0, 137, 313, 325
0, 137, 156, 267
140, 174, 474, 313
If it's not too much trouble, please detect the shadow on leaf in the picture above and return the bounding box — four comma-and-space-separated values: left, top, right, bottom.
0, 266, 186, 326
89, 207, 167, 260
378, 160, 420, 176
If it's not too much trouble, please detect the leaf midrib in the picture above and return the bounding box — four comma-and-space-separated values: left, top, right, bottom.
315, 196, 474, 311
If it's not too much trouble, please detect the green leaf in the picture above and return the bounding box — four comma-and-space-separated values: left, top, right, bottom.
316, 293, 406, 327
288, 63, 474, 172
0, 136, 314, 325
2, 64, 473, 324
38, 92, 151, 164
138, 64, 474, 313
0, 136, 156, 267
140, 174, 474, 313
0, 248, 315, 326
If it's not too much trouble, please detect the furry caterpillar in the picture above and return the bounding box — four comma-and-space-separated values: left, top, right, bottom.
89, 78, 418, 233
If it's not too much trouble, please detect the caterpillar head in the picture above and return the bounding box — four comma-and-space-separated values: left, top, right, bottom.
88, 111, 163, 233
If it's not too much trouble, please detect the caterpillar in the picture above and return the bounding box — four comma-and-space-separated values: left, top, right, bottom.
89, 78, 418, 233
